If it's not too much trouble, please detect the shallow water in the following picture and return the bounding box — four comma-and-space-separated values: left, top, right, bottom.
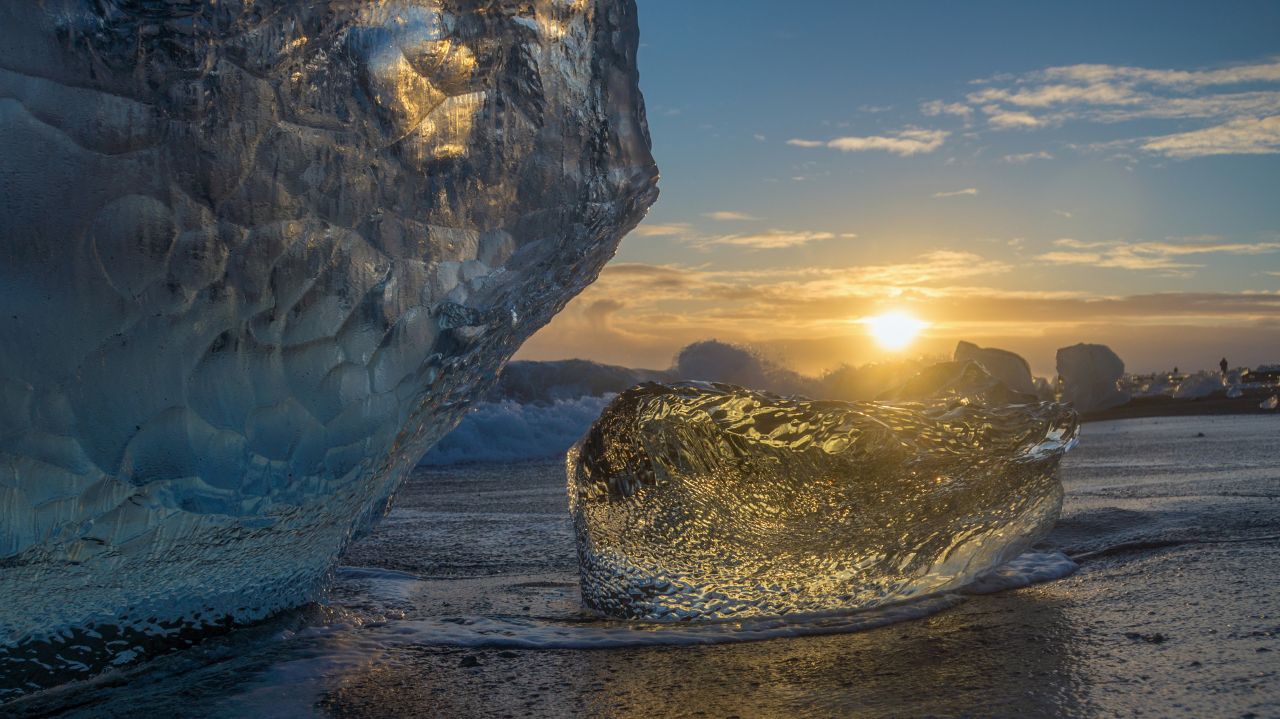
6, 415, 1279, 717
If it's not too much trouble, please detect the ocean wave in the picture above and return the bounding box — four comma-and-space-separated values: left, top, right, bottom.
420, 395, 615, 466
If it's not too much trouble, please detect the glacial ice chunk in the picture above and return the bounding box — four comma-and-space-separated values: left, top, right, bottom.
953, 341, 1037, 396
568, 381, 1078, 621
876, 360, 1038, 405
1172, 372, 1224, 399
1056, 343, 1130, 414
0, 0, 655, 695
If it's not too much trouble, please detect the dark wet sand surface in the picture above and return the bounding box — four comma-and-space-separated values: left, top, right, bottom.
321, 415, 1280, 719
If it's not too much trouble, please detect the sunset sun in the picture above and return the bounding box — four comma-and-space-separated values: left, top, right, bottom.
864, 311, 928, 351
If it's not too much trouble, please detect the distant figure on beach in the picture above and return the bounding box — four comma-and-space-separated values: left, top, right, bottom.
1220, 357, 1229, 376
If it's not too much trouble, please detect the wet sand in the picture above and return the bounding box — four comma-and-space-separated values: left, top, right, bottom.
8, 415, 1278, 718
1083, 391, 1279, 422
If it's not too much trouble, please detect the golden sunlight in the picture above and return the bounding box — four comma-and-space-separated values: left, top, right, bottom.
863, 311, 928, 351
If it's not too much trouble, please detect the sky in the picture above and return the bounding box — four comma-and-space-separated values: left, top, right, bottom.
518, 0, 1280, 377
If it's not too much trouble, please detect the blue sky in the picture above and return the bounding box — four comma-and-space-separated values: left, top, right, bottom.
521, 1, 1280, 375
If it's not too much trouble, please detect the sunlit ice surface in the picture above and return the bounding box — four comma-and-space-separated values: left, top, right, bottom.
864, 311, 928, 351
568, 381, 1077, 621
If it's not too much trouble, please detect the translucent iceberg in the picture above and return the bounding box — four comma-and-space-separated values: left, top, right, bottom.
1056, 343, 1130, 414
0, 0, 655, 695
568, 381, 1077, 621
953, 341, 1037, 396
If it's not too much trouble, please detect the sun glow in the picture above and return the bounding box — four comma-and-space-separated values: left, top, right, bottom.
864, 311, 928, 351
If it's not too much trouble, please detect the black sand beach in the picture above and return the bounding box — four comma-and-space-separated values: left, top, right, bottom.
319, 415, 1280, 718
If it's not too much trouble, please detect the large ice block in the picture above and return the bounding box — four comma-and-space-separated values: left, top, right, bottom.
569, 381, 1077, 621
1056, 343, 1130, 414
953, 341, 1037, 396
0, 0, 656, 695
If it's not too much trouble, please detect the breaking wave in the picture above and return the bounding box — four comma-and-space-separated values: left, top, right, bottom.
421, 396, 615, 466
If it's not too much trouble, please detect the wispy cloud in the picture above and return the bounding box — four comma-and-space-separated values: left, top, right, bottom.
526, 254, 1280, 367
632, 223, 692, 237
703, 211, 761, 221
921, 100, 973, 119
1002, 151, 1055, 163
788, 128, 949, 156
1037, 60, 1280, 88
1038, 236, 1280, 272
1052, 209, 1073, 218
982, 107, 1044, 129
933, 187, 979, 198
967, 59, 1280, 124
698, 229, 855, 250
1141, 115, 1280, 158
920, 58, 1280, 159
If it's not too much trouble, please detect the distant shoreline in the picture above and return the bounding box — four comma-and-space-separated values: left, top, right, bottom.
1082, 392, 1279, 422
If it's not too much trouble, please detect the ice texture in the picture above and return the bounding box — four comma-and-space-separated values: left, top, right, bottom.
1056, 343, 1130, 414
953, 341, 1037, 396
568, 381, 1078, 621
0, 0, 655, 694
1171, 372, 1225, 399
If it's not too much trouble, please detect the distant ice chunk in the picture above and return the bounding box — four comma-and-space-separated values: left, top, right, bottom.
1172, 372, 1224, 399
877, 360, 1038, 405
953, 341, 1037, 396
1033, 376, 1057, 402
568, 381, 1078, 621
1056, 343, 1130, 414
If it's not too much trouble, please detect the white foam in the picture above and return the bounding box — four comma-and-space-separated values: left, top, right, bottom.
334, 566, 425, 603
961, 551, 1079, 594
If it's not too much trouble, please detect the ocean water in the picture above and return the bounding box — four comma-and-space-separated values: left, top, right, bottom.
5, 414, 1278, 718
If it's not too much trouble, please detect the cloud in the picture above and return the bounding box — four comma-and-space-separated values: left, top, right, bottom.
1141, 115, 1280, 158
1002, 151, 1055, 163
703, 211, 761, 221
982, 107, 1043, 129
521, 249, 1280, 374
1037, 237, 1280, 271
582, 298, 625, 330
1052, 209, 1073, 218
1053, 238, 1108, 249
933, 187, 979, 198
699, 229, 845, 250
586, 251, 1013, 306
921, 100, 973, 118
922, 58, 1280, 157
788, 128, 949, 156
632, 223, 692, 237
1038, 60, 1280, 88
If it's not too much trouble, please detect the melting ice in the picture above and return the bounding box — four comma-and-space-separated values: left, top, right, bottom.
569, 379, 1078, 621
0, 0, 655, 697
